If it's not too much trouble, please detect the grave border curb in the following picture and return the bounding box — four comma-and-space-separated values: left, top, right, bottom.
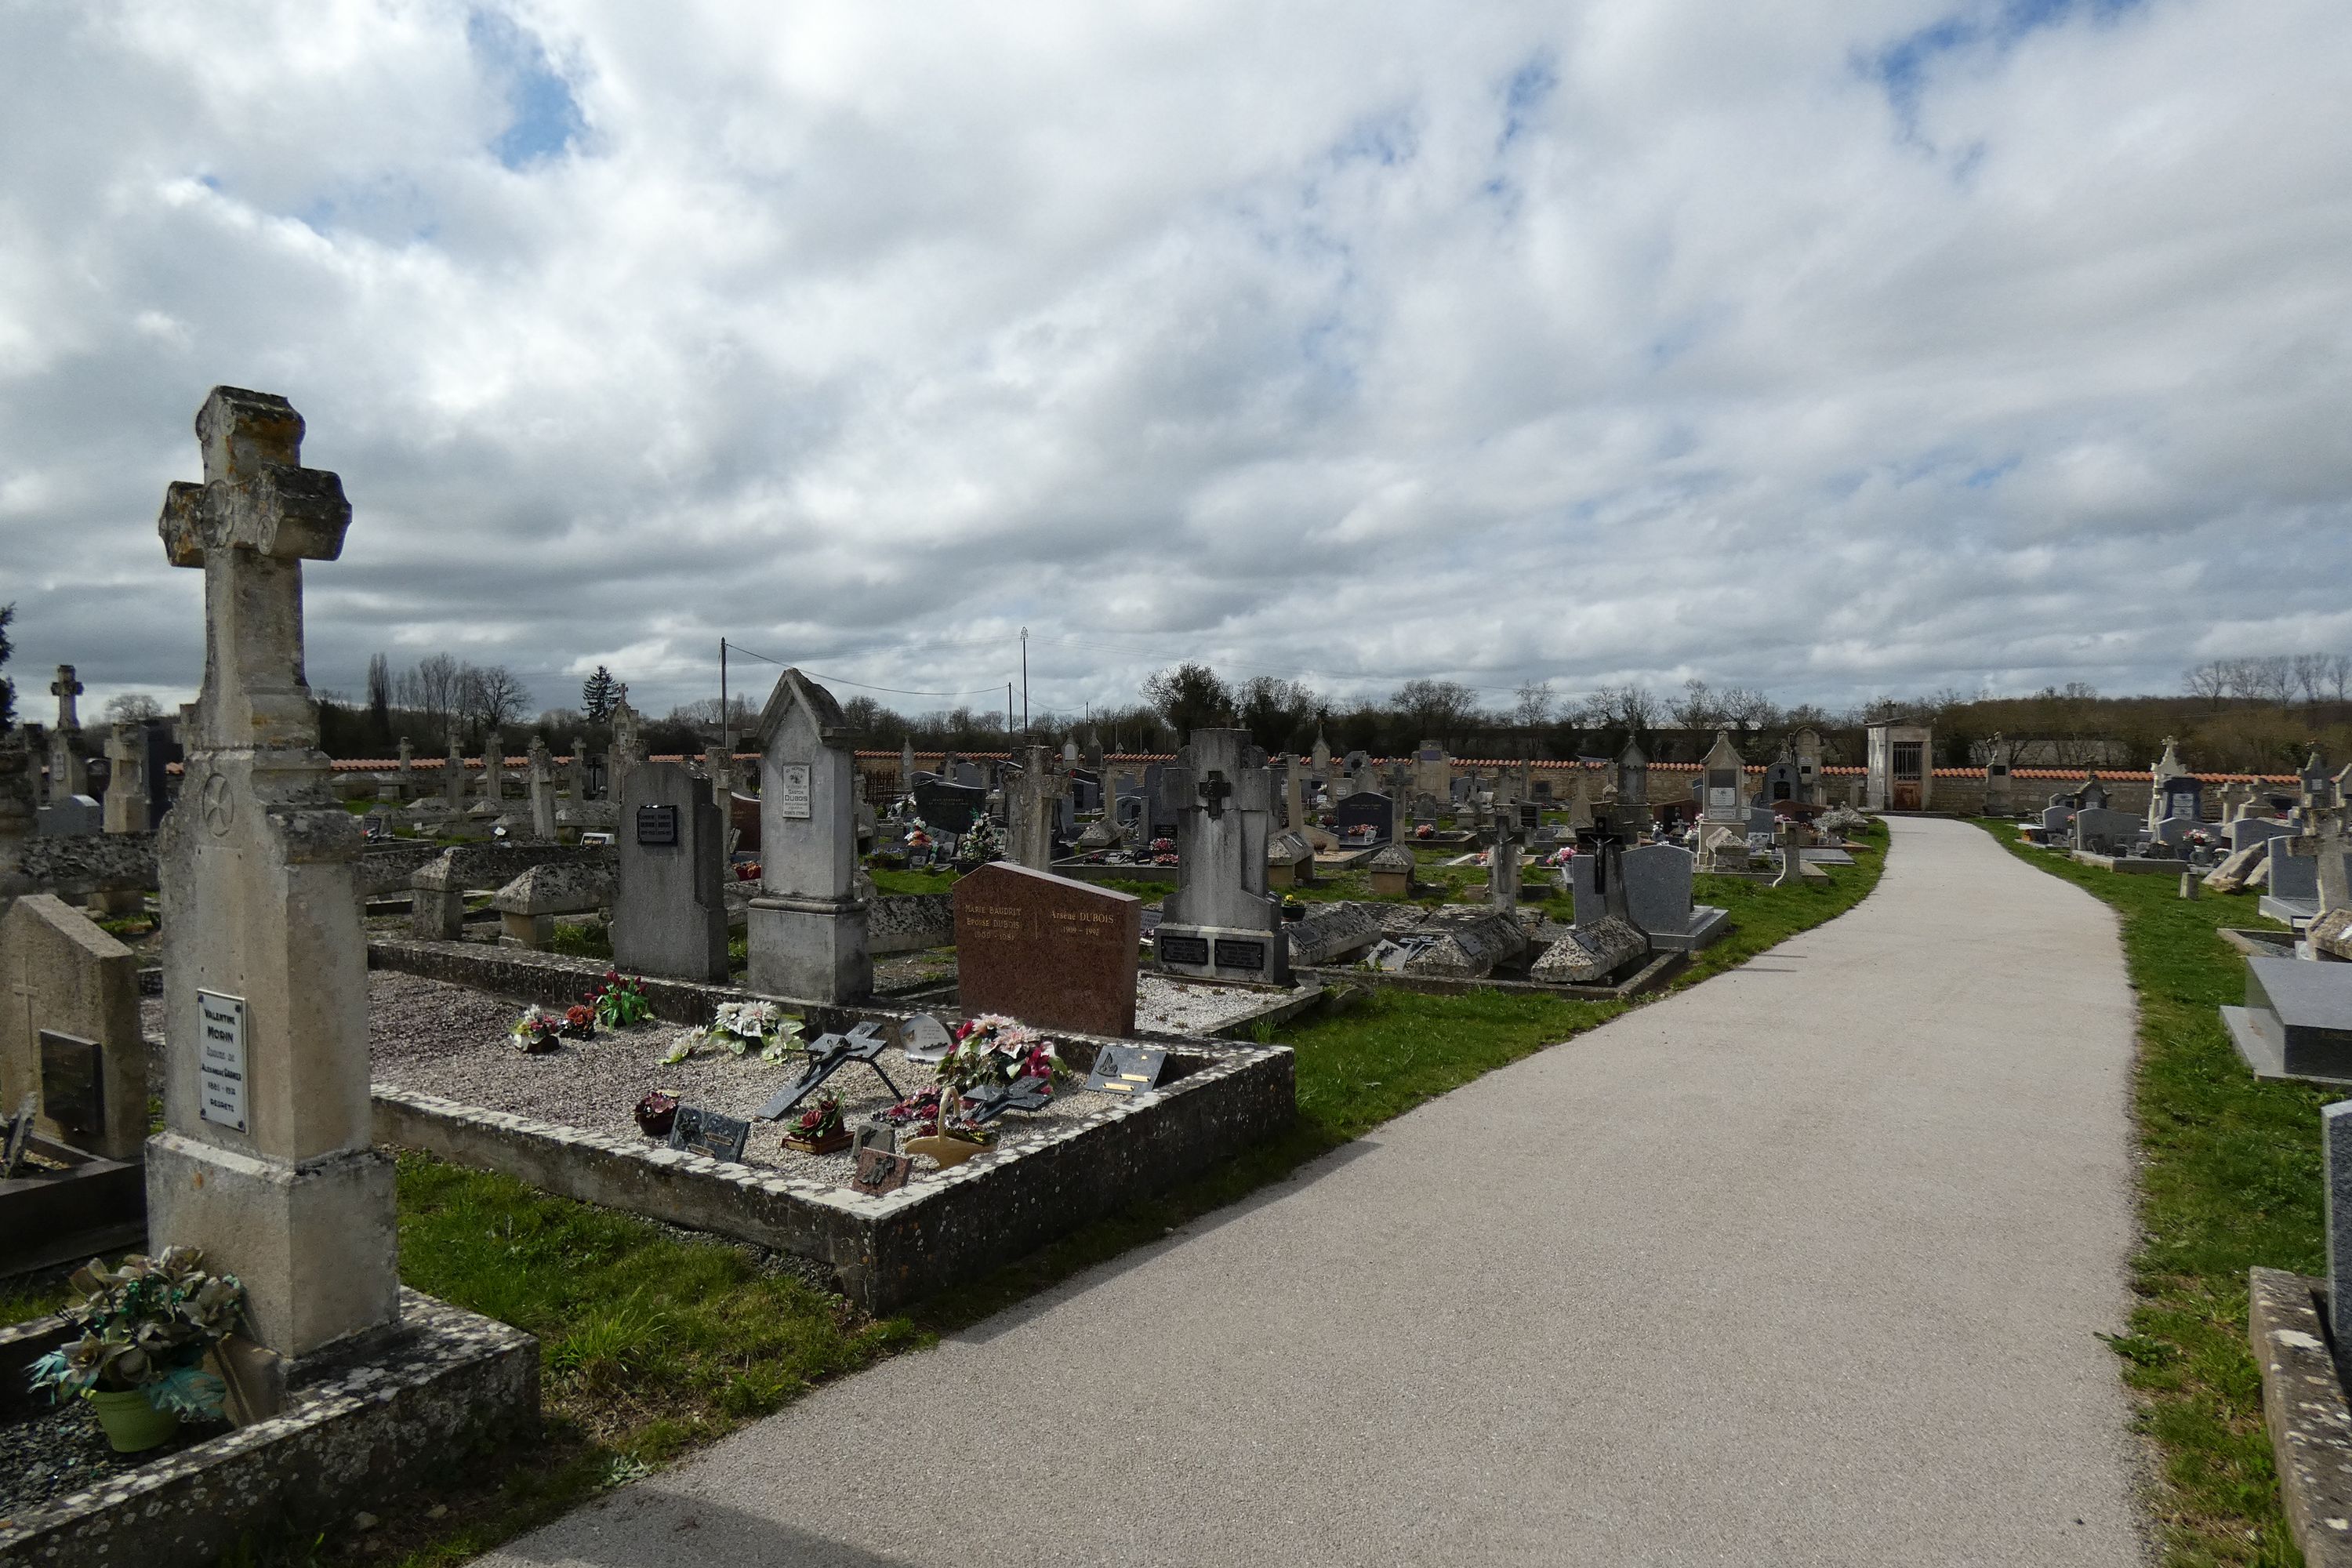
372, 1035, 1294, 1313
2250, 1266, 2352, 1568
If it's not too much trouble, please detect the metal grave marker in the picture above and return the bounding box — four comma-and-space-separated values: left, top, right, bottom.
851, 1145, 914, 1196
197, 989, 249, 1133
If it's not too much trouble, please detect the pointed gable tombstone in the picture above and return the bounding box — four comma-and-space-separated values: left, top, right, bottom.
746, 668, 869, 1001
148, 387, 399, 1369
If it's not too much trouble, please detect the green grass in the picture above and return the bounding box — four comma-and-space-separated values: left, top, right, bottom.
868, 866, 960, 896
545, 920, 612, 960
1978, 820, 2310, 1567
266, 820, 1889, 1566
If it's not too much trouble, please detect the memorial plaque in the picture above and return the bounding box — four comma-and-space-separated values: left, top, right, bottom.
1085, 1044, 1167, 1097
953, 862, 1141, 1039
1156, 933, 1209, 967
38, 1029, 102, 1143
635, 804, 678, 846
666, 1104, 750, 1163
197, 989, 249, 1133
853, 1123, 897, 1156
778, 763, 813, 821
850, 1145, 914, 1196
896, 1013, 954, 1065
1212, 938, 1268, 971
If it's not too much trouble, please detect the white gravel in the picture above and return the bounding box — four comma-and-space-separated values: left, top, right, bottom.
362, 971, 1109, 1188
1132, 974, 1296, 1036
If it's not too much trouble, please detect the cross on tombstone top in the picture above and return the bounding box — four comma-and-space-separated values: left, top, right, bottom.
158, 387, 351, 755
50, 666, 83, 730
1196, 771, 1234, 819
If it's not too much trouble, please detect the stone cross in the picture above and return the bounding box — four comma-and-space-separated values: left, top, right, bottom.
395, 737, 412, 798
481, 733, 505, 805
443, 734, 466, 809
1004, 745, 1067, 871
567, 735, 586, 800
900, 739, 916, 793
528, 739, 558, 838
704, 741, 734, 808
608, 695, 641, 808
51, 666, 83, 731
102, 722, 148, 833
1488, 815, 1523, 912
149, 387, 396, 1382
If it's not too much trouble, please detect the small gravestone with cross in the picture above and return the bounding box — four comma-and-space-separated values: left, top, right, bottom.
1004, 743, 1069, 871
149, 387, 399, 1386
1154, 728, 1287, 985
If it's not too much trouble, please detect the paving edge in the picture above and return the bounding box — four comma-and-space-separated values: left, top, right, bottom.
2250, 1266, 2352, 1568
0, 1289, 537, 1568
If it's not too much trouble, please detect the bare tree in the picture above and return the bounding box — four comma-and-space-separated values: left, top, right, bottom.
2252, 654, 2293, 708
1719, 685, 1780, 731
1582, 684, 1659, 733
412, 653, 461, 735
2329, 653, 2352, 706
459, 663, 532, 739
1390, 678, 1483, 742
1512, 679, 1555, 729
2293, 652, 2328, 706
2183, 661, 2228, 706
1671, 679, 1719, 728
102, 692, 162, 723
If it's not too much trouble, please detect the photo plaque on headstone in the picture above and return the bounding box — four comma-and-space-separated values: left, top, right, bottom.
778, 763, 813, 820
1084, 1044, 1168, 1096
895, 1013, 954, 1065
197, 989, 249, 1133
38, 1029, 102, 1143
666, 1105, 750, 1163
635, 804, 679, 846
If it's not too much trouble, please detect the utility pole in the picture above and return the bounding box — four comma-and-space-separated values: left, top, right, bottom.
1020, 626, 1029, 735
1006, 682, 1014, 738
719, 637, 728, 764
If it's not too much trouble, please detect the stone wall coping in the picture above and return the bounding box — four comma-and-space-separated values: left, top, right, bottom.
2250, 1266, 2352, 1568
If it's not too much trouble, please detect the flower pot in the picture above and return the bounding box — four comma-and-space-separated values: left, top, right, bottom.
88, 1387, 180, 1454
784, 1129, 852, 1156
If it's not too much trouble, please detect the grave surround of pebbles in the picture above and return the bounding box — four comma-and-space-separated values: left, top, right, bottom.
365, 971, 1109, 1187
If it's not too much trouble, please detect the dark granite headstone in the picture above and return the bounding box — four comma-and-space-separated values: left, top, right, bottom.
1332, 791, 1394, 843
914, 779, 988, 834
953, 862, 1140, 1038
38, 1029, 102, 1144
666, 1105, 750, 1163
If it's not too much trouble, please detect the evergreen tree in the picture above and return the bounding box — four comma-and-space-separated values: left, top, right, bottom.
0, 602, 15, 729
582, 665, 619, 722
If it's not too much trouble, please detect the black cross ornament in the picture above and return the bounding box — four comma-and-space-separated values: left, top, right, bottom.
1196, 771, 1234, 820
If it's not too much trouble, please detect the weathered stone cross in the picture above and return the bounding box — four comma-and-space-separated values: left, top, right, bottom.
1195, 771, 1233, 820
50, 666, 82, 730
158, 387, 351, 757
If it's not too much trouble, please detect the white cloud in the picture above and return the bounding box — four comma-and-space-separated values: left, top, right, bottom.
2, 0, 2347, 725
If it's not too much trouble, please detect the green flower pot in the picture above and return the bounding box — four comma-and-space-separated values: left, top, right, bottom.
87, 1387, 180, 1454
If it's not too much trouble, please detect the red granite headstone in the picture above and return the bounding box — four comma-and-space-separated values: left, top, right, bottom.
953, 862, 1140, 1039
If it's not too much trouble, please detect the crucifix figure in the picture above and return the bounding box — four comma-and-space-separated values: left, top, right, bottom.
1196, 770, 1233, 820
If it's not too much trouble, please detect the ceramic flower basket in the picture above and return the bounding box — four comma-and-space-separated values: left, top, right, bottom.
904, 1132, 987, 1169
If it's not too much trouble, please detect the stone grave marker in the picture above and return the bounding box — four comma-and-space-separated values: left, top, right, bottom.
667, 1104, 750, 1163
1004, 745, 1067, 870
953, 862, 1140, 1038
34, 793, 101, 837
2, 892, 145, 1161
1085, 1044, 1167, 1096
147, 386, 398, 1376
746, 669, 869, 1003
1155, 728, 1287, 985
614, 760, 728, 981
1333, 789, 1395, 843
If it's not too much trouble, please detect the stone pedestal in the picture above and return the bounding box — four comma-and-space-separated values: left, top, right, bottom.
746, 670, 870, 1003
746, 895, 870, 1000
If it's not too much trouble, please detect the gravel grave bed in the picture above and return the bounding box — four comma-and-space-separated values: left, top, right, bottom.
365, 972, 1108, 1188
1132, 974, 1295, 1036
0, 1399, 229, 1525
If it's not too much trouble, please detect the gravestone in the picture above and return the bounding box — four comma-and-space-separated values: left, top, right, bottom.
1367, 842, 1416, 897
614, 760, 728, 981
1155, 729, 1288, 985
1286, 902, 1385, 966
913, 778, 988, 839
746, 669, 869, 1002
1412, 742, 1450, 804
35, 793, 101, 837
47, 666, 88, 804
608, 693, 642, 808
2263, 840, 2324, 926
1487, 821, 1523, 909
2228, 816, 2297, 853
1267, 829, 1314, 888
528, 739, 558, 839
1333, 789, 1395, 843
103, 722, 150, 833
1, 893, 145, 1161
1620, 843, 1698, 937
2072, 807, 2143, 855
954, 862, 1139, 1037
1613, 736, 1650, 829
1004, 746, 1066, 871
2224, 957, 2352, 1083
443, 735, 466, 809
481, 735, 505, 807
147, 387, 398, 1373
2147, 739, 2198, 831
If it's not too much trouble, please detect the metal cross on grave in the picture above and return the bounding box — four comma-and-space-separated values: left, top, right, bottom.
158, 387, 352, 759
1195, 771, 1234, 820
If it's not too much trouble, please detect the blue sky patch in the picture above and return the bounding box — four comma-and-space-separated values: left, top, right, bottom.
468, 8, 585, 169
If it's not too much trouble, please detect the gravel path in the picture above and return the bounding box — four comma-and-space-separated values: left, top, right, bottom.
364, 972, 1107, 1186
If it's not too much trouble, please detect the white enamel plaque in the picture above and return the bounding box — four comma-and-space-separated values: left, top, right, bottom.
779, 764, 813, 820
197, 989, 249, 1132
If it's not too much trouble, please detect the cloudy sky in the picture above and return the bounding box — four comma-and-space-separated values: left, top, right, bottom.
3, 0, 2349, 726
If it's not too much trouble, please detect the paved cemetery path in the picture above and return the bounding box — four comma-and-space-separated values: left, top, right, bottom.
487, 817, 2146, 1567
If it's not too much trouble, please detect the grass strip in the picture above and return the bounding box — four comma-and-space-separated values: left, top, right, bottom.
1976, 820, 2312, 1568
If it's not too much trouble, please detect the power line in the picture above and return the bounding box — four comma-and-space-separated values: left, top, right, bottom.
721, 638, 1009, 700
